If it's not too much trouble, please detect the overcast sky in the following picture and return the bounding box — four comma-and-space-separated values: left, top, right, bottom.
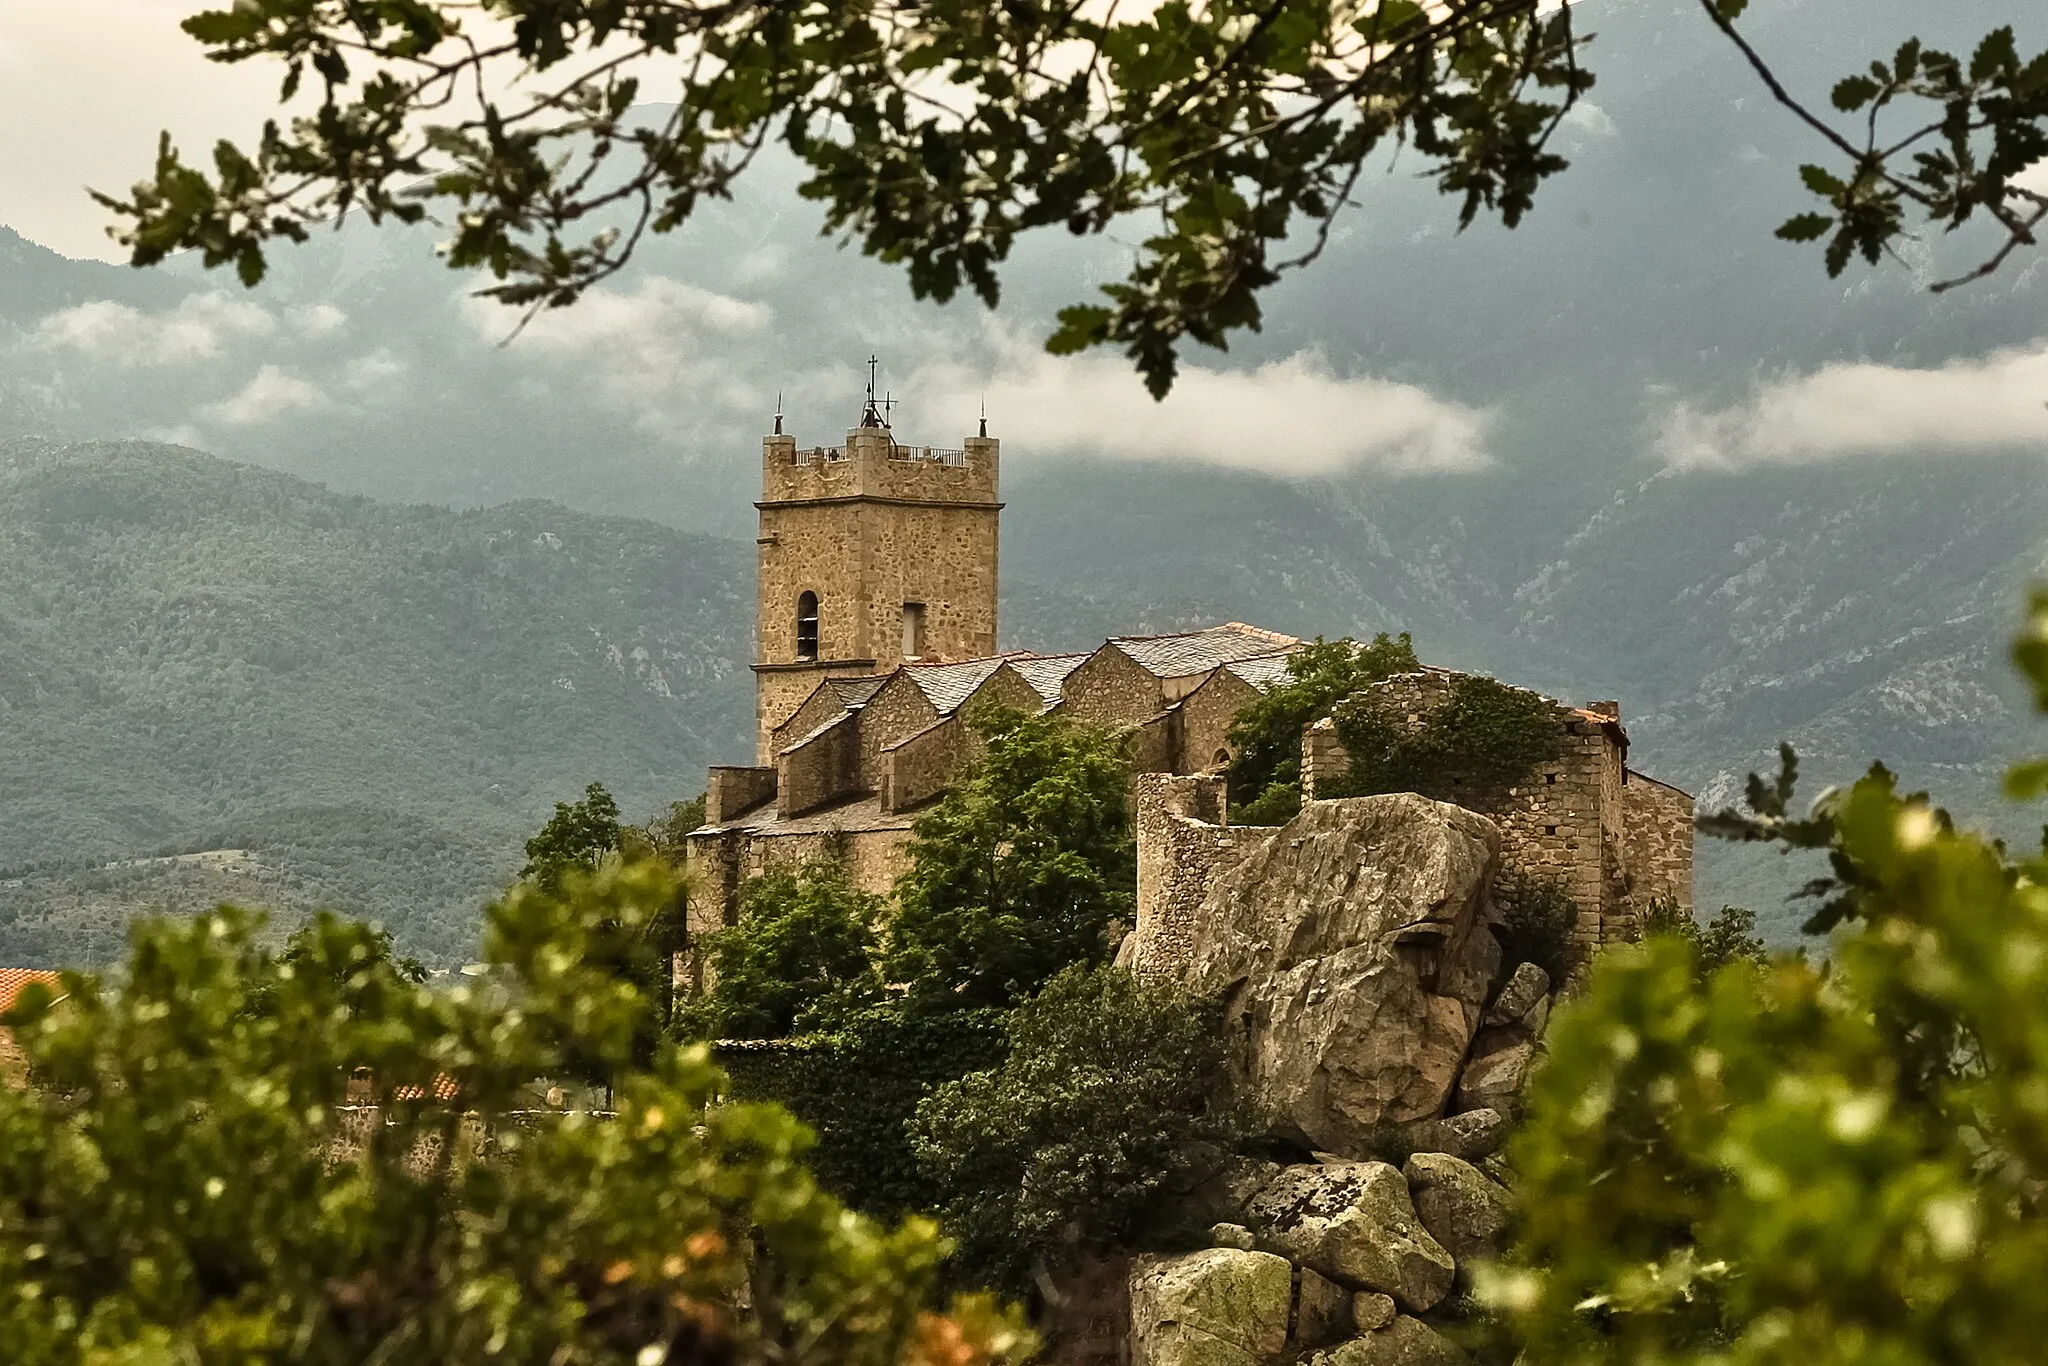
0, 3, 296, 259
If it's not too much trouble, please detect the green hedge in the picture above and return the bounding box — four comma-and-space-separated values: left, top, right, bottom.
714, 1006, 1008, 1218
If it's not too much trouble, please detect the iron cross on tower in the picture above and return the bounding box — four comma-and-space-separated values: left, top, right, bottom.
862, 354, 897, 428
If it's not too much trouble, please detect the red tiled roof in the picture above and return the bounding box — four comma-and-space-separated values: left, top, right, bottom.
0, 969, 60, 1017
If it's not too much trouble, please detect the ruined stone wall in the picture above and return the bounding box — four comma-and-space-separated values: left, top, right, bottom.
1302, 672, 1639, 956
1180, 670, 1259, 773
883, 717, 968, 812
1623, 772, 1695, 918
1128, 774, 1270, 979
776, 710, 862, 817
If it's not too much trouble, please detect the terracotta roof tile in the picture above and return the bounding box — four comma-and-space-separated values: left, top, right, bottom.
0, 969, 59, 1017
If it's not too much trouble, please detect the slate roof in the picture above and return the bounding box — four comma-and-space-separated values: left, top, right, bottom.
1223, 652, 1295, 691
826, 675, 888, 709
1007, 653, 1088, 709
1111, 623, 1301, 678
902, 657, 1011, 715
705, 793, 917, 837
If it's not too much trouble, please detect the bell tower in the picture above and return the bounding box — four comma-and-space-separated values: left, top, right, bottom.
751, 385, 1001, 762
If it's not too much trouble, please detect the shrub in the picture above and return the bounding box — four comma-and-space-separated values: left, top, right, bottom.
887, 709, 1135, 1008
1326, 672, 1566, 803
0, 863, 1029, 1365
910, 965, 1246, 1293
716, 1005, 1009, 1220
1642, 896, 1768, 978
1495, 872, 1579, 985
679, 863, 882, 1040
1224, 634, 1419, 823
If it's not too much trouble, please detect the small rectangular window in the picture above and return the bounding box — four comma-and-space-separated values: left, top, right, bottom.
902, 602, 927, 659
1545, 773, 1557, 785
1545, 825, 1558, 836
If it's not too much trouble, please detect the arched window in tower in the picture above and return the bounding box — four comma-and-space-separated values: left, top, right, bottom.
795, 591, 819, 659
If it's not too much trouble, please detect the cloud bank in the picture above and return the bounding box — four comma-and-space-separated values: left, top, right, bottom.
1658, 339, 2048, 469
912, 340, 1493, 478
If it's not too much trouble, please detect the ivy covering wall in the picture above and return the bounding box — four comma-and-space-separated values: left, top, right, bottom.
714, 1007, 1008, 1218
1322, 673, 1566, 804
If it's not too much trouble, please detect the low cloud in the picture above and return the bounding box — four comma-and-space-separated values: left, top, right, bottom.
469, 275, 774, 433
910, 341, 1492, 477
202, 365, 330, 426
1658, 340, 2048, 469
1561, 101, 1617, 138
31, 293, 277, 366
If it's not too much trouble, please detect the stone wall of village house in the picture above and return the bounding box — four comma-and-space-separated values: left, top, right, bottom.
883, 717, 969, 812
854, 675, 939, 787
1180, 670, 1259, 774
1623, 774, 1696, 917
1124, 774, 1270, 980
1300, 672, 1683, 955
679, 824, 911, 996
771, 684, 861, 759
1059, 647, 1165, 731
777, 710, 863, 818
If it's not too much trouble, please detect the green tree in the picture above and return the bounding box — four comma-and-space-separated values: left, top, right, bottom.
1226, 632, 1420, 826
0, 862, 1029, 1366
106, 3, 2045, 395
1642, 896, 1769, 979
680, 864, 883, 1041
886, 709, 1134, 1009
1483, 593, 2048, 1364
910, 965, 1244, 1293
522, 780, 623, 893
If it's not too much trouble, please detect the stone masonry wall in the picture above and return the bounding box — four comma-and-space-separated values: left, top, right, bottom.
1127, 774, 1270, 979
1623, 773, 1696, 917
855, 673, 941, 791
705, 765, 777, 824
883, 716, 968, 812
776, 710, 862, 817
1179, 669, 1259, 774
1060, 646, 1165, 731
1301, 672, 1643, 957
753, 428, 1000, 760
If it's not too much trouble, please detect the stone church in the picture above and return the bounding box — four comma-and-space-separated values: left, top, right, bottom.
682, 401, 1693, 976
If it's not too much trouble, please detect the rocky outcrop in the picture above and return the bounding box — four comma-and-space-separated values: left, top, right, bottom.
1129, 1248, 1294, 1366
1241, 1162, 1455, 1313
1130, 794, 1503, 1155
1402, 1154, 1512, 1271
1309, 1316, 1468, 1366
1293, 1269, 1356, 1354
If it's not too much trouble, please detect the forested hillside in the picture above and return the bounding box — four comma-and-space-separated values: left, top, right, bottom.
0, 438, 751, 963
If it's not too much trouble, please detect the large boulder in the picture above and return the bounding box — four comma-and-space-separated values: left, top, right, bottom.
1402, 1153, 1512, 1269
1310, 1316, 1468, 1366
1451, 1027, 1539, 1116
1385, 1109, 1507, 1162
1131, 795, 1502, 1153
1129, 1248, 1294, 1366
1482, 961, 1551, 1030
1242, 1162, 1455, 1312
1292, 1268, 1355, 1353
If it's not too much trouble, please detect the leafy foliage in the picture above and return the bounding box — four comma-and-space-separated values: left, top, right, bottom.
108, 0, 1593, 397
715, 1007, 1009, 1222
886, 709, 1135, 1009
1642, 896, 1768, 978
1225, 633, 1420, 826
522, 781, 624, 892
1325, 673, 1566, 803
910, 966, 1245, 1293
0, 863, 1029, 1366
1493, 872, 1580, 985
680, 864, 883, 1041
1484, 590, 2048, 1364
1701, 3, 2048, 291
